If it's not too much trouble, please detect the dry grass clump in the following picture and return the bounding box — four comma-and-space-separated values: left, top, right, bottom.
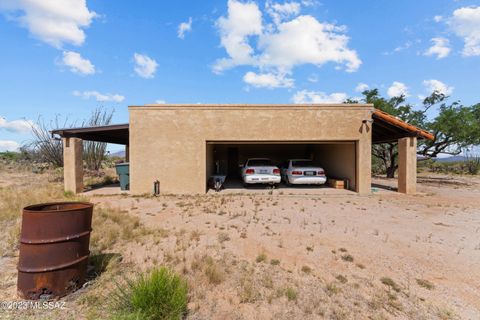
90, 206, 152, 252
416, 278, 435, 290
380, 277, 401, 293
0, 179, 79, 257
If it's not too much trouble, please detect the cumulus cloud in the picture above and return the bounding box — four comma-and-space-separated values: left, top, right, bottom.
61, 51, 95, 75
292, 90, 347, 104
434, 15, 443, 22
155, 99, 166, 104
355, 82, 369, 93
387, 81, 409, 98
422, 79, 454, 96
213, 0, 361, 88
0, 140, 19, 152
266, 0, 301, 25
73, 90, 125, 102
133, 53, 158, 79
0, 0, 97, 48
449, 6, 480, 56
424, 37, 451, 59
213, 0, 263, 73
178, 17, 192, 39
243, 71, 294, 88
0, 117, 34, 133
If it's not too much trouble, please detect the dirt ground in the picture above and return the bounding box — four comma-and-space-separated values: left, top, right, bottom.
0, 170, 479, 319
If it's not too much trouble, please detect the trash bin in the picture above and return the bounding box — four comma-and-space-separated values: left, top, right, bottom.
115, 162, 130, 190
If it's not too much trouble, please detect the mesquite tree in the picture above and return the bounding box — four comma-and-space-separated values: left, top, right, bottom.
353, 89, 480, 178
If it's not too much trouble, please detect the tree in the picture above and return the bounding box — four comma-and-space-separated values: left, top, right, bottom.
354, 89, 480, 178
26, 107, 114, 170
418, 96, 480, 158
27, 115, 72, 167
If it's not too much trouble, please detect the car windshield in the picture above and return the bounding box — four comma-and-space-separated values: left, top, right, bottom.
247, 159, 273, 166
292, 160, 315, 167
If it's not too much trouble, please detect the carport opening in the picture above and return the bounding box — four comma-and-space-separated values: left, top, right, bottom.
206, 141, 357, 192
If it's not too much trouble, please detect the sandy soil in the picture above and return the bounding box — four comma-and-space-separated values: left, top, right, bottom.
84, 174, 480, 319
1, 171, 479, 319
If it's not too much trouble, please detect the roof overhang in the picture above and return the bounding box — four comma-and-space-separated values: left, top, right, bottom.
50, 108, 434, 146
51, 124, 129, 145
372, 109, 434, 144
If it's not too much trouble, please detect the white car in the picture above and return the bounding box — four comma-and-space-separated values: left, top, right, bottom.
281, 159, 327, 185
241, 158, 281, 187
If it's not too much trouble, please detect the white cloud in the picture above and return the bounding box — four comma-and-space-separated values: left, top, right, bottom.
422, 79, 454, 96
449, 6, 480, 56
213, 0, 361, 86
155, 99, 166, 104
133, 53, 158, 79
177, 17, 192, 39
0, 117, 34, 133
243, 71, 294, 88
434, 15, 443, 22
387, 81, 409, 98
266, 1, 301, 25
292, 90, 347, 104
355, 82, 369, 93
61, 51, 95, 75
73, 90, 125, 102
0, 140, 19, 152
0, 0, 97, 48
213, 0, 263, 73
424, 37, 451, 59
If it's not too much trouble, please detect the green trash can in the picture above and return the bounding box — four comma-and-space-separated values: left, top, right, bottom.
115, 162, 130, 191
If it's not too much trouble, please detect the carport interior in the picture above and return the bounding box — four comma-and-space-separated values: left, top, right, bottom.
206, 141, 357, 191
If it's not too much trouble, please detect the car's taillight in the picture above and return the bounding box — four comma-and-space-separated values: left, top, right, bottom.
273, 168, 280, 175
245, 169, 255, 174
317, 170, 325, 175
291, 170, 302, 175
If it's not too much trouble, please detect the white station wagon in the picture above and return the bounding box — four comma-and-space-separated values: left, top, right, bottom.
241, 158, 281, 187
281, 159, 327, 185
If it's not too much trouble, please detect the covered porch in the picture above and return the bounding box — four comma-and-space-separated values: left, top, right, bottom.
51, 124, 129, 194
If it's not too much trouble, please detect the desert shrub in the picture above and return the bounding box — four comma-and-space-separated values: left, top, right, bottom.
112, 267, 188, 320
464, 155, 480, 175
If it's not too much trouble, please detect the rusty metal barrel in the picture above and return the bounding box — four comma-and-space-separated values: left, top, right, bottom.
17, 202, 93, 300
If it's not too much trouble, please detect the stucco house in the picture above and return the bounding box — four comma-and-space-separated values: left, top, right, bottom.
52, 104, 433, 195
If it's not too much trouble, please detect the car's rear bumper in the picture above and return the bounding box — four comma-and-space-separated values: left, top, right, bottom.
244, 174, 281, 184
288, 176, 327, 185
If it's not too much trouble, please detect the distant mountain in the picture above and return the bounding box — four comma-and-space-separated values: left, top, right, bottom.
435, 156, 467, 163
109, 150, 125, 158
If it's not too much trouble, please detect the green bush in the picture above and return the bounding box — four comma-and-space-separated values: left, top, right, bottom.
112, 267, 188, 320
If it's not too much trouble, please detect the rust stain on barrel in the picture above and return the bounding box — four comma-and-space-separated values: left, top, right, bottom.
17, 202, 93, 300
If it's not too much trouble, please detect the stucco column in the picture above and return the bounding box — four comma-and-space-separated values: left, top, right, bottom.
398, 137, 417, 194
63, 137, 84, 194
357, 138, 372, 195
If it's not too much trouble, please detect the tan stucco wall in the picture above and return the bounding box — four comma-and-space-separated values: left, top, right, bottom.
129, 105, 373, 195
313, 143, 357, 191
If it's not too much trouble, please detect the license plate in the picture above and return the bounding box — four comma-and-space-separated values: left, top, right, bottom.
304, 171, 316, 176
259, 169, 268, 174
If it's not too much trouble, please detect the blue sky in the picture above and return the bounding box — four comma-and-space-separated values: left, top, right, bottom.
0, 0, 479, 152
